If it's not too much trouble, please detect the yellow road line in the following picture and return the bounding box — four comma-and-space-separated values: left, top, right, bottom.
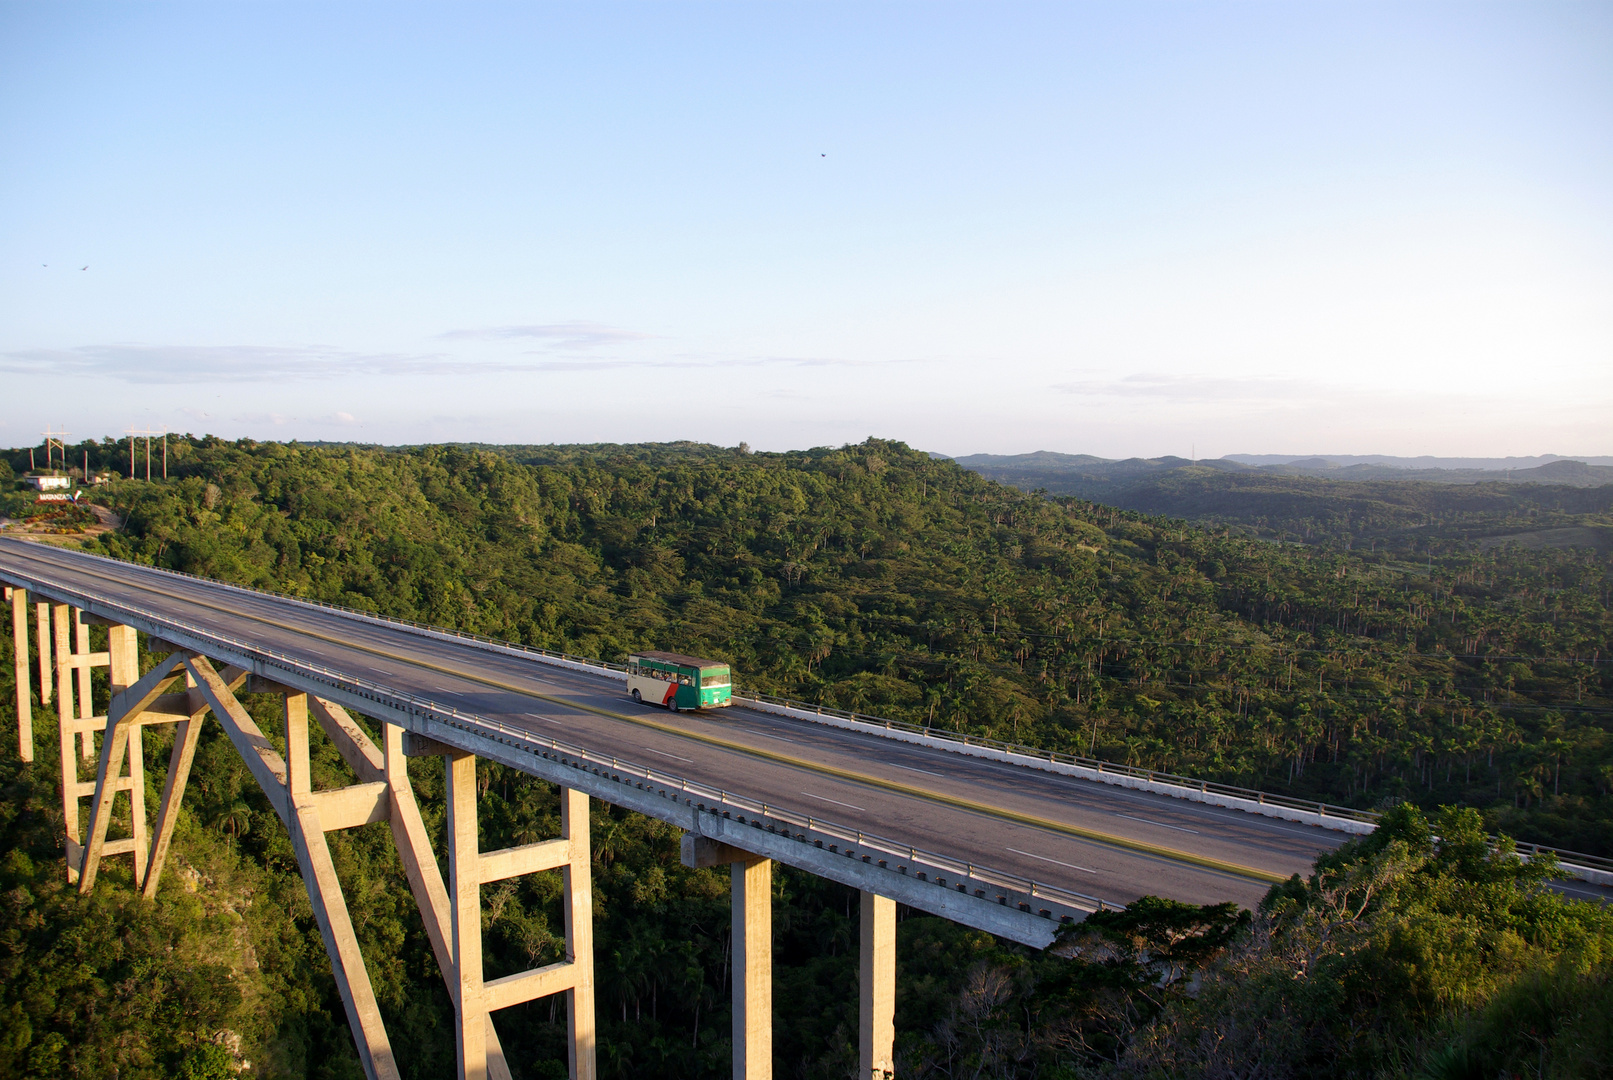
4, 546, 1287, 884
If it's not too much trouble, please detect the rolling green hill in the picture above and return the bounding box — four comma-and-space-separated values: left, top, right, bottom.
1, 435, 1610, 1079
950, 451, 1613, 555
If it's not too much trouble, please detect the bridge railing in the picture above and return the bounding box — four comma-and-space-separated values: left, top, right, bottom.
5, 561, 1114, 924
735, 690, 1383, 826
1513, 842, 1613, 876
62, 550, 632, 678
72, 550, 1377, 822
17, 547, 1613, 883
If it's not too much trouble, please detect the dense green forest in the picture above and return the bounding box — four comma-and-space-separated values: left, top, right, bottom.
2, 436, 1611, 1078
11, 435, 1607, 852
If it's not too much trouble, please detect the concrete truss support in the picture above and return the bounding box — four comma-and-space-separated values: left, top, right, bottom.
440, 747, 598, 1080
185, 656, 400, 1080
860, 892, 896, 1080
144, 663, 227, 899
75, 627, 167, 891
26, 615, 602, 1080
6, 587, 31, 762
54, 604, 116, 882
732, 854, 773, 1080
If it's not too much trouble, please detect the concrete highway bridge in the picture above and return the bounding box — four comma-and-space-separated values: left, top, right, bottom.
3, 537, 1607, 1080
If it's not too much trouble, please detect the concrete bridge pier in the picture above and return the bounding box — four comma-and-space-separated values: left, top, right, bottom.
5, 587, 32, 762
731, 851, 772, 1080
860, 891, 896, 1080
682, 835, 899, 1079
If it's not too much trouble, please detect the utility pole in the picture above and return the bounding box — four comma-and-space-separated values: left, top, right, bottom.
125, 427, 166, 482
41, 426, 69, 473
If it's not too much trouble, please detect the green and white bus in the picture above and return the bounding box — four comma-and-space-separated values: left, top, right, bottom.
626, 651, 733, 711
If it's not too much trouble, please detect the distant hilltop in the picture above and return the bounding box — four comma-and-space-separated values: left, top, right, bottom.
943, 451, 1613, 487
1220, 453, 1613, 471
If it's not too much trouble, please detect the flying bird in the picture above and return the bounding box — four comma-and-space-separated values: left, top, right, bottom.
81, 266, 88, 271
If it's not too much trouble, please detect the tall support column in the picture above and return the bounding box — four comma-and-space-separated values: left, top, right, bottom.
8, 587, 31, 762
562, 788, 597, 1080
284, 691, 310, 796
111, 625, 146, 884
446, 752, 489, 1080
860, 892, 896, 1080
54, 604, 79, 878
74, 610, 94, 761
35, 602, 51, 706
731, 855, 773, 1080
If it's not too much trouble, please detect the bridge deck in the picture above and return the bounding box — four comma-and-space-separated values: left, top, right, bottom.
2, 538, 1347, 915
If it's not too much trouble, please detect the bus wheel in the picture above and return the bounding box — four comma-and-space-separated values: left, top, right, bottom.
631, 689, 641, 704
668, 701, 678, 712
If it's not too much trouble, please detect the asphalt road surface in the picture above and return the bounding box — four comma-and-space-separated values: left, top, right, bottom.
11, 537, 1586, 911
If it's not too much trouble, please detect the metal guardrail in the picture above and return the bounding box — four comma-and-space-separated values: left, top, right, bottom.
0, 560, 1114, 924
8, 542, 1613, 882
737, 690, 1383, 825
1515, 842, 1613, 876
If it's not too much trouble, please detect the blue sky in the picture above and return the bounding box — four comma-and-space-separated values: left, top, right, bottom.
2, 2, 1609, 457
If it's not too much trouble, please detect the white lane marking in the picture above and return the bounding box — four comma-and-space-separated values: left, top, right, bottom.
801, 791, 866, 812
1114, 813, 1200, 834
890, 763, 944, 777
643, 747, 694, 763
749, 732, 797, 744
524, 713, 562, 725
1007, 847, 1098, 873
433, 686, 455, 694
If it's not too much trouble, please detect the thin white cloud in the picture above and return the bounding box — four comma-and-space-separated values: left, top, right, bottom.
438, 321, 655, 347
0, 344, 483, 384
1051, 372, 1329, 403
515, 353, 923, 372
0, 343, 925, 383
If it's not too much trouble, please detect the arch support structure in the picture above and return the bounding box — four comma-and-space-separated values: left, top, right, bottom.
15, 612, 598, 1080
